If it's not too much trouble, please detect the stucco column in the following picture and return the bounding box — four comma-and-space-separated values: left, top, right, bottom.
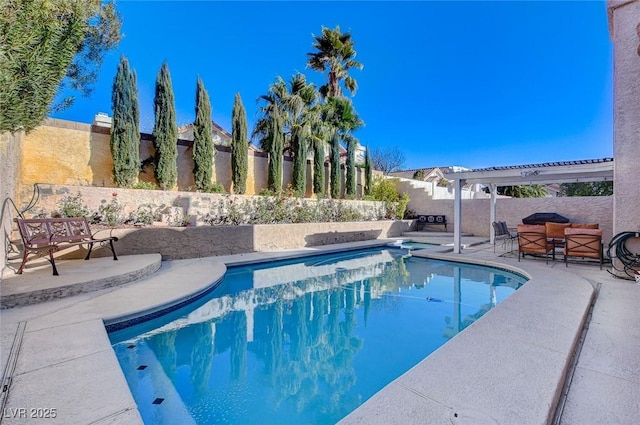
608, 0, 640, 235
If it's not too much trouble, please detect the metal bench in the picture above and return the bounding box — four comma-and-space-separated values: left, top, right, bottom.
14, 217, 118, 276
416, 215, 448, 232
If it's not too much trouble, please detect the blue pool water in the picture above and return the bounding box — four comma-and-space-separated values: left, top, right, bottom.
110, 248, 527, 425
398, 241, 439, 249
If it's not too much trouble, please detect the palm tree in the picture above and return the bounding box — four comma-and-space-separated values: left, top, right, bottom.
253, 78, 287, 152
283, 74, 318, 195
323, 97, 363, 198
307, 25, 363, 99
253, 79, 287, 192
255, 74, 321, 195
497, 185, 548, 198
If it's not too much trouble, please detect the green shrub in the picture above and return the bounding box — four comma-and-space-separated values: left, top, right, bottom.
56, 192, 90, 218
364, 176, 410, 219
204, 182, 226, 193
97, 194, 124, 226
132, 181, 156, 190
126, 204, 160, 225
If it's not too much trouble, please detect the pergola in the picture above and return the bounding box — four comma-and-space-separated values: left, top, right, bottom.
448, 158, 615, 253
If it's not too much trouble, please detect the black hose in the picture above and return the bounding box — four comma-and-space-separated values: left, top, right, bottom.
607, 231, 640, 280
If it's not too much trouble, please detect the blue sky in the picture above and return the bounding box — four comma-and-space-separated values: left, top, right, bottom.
51, 1, 613, 170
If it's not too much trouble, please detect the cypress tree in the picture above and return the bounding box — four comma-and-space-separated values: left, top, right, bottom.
313, 143, 325, 196
330, 132, 341, 199
267, 108, 284, 192
192, 77, 214, 191
132, 70, 140, 154
364, 147, 372, 196
110, 55, 139, 187
153, 62, 178, 190
291, 130, 307, 195
345, 135, 356, 197
231, 93, 248, 194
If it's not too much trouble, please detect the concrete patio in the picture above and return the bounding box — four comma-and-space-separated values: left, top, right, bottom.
0, 238, 638, 424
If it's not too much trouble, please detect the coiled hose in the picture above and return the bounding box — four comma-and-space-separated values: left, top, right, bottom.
607, 231, 640, 279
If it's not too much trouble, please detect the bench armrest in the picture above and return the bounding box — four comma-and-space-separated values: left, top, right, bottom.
91, 227, 116, 240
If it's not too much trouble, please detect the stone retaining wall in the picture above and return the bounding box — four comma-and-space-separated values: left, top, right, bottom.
70, 220, 412, 260
17, 184, 387, 225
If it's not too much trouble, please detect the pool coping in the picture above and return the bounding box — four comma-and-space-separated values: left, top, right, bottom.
339, 250, 595, 424
0, 239, 594, 424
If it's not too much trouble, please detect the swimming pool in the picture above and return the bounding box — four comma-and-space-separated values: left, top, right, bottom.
110, 247, 527, 424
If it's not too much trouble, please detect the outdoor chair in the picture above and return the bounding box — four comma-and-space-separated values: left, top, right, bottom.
517, 224, 555, 264
563, 228, 604, 269
545, 222, 571, 248
492, 221, 517, 253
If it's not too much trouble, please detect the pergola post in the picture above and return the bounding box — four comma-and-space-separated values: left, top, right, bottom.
490, 184, 497, 245
453, 178, 463, 254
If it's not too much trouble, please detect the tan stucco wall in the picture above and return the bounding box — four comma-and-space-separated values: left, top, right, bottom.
18, 119, 362, 200
21, 119, 113, 189
609, 0, 640, 236
249, 154, 268, 194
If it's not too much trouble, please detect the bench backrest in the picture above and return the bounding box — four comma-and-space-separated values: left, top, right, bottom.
16, 217, 92, 245
417, 214, 447, 224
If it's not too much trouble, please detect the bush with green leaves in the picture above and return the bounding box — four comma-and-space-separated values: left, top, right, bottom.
97, 194, 124, 226
363, 176, 410, 219
204, 182, 226, 193
56, 192, 90, 218
126, 204, 161, 225
201, 195, 370, 226
132, 181, 156, 190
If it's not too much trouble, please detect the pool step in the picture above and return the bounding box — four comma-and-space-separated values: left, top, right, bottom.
0, 254, 162, 309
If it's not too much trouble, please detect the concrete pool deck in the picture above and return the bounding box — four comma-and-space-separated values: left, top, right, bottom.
1, 239, 638, 424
